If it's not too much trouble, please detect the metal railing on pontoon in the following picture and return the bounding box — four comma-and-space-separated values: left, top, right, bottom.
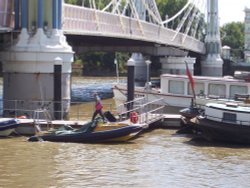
0, 97, 165, 124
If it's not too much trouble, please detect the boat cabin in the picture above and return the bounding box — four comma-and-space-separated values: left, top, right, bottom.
161, 74, 250, 99
204, 103, 250, 126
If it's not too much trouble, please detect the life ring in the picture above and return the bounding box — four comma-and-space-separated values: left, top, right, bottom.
130, 112, 138, 124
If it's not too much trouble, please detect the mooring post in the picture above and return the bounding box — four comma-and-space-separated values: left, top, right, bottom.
54, 57, 62, 120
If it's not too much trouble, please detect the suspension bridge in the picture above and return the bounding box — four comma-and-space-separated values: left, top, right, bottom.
0, 0, 222, 120
62, 0, 206, 54
0, 0, 208, 54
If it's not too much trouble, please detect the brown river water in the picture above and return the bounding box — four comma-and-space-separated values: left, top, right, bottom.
1, 77, 250, 188
1, 130, 250, 188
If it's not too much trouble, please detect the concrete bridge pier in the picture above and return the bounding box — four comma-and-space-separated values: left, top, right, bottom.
202, 0, 223, 76
1, 0, 74, 119
133, 53, 148, 87
160, 56, 196, 75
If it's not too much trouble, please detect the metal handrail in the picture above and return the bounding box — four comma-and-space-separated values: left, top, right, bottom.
0, 97, 165, 125
116, 97, 165, 124
0, 99, 115, 121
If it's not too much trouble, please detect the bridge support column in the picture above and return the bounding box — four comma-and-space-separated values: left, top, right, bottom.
202, 0, 223, 76
202, 55, 223, 76
1, 0, 74, 119
133, 53, 148, 87
160, 57, 195, 75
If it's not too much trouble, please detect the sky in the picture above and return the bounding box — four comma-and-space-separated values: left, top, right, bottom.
218, 0, 250, 26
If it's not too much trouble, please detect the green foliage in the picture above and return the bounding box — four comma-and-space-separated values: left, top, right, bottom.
156, 0, 187, 19
64, 0, 82, 5
115, 52, 130, 73
221, 22, 244, 57
64, 0, 111, 8
74, 58, 82, 65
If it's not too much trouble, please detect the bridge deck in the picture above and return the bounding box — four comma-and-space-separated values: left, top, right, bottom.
62, 4, 205, 54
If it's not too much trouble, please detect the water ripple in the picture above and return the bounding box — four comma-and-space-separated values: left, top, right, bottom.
1, 129, 250, 187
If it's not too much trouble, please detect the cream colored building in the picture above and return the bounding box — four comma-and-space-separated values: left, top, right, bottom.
245, 7, 250, 63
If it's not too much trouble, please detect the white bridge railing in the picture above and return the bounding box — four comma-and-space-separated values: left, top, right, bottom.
62, 4, 205, 54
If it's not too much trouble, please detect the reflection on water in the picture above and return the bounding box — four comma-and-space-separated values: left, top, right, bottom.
1, 130, 250, 188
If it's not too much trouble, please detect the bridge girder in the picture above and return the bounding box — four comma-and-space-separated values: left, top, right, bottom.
66, 34, 188, 57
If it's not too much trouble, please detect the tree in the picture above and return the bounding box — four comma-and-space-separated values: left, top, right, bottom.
220, 22, 244, 58
64, 0, 111, 9
156, 0, 187, 20
64, 0, 82, 5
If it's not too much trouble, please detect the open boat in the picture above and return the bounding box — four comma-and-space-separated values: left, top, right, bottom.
0, 118, 20, 136
190, 102, 250, 144
28, 118, 143, 143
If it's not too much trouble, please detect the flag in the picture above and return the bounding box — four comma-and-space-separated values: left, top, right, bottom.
185, 61, 195, 98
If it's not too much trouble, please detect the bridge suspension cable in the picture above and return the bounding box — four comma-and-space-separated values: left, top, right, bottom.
63, 0, 206, 53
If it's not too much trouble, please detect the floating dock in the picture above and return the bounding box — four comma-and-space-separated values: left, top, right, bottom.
15, 113, 181, 136
15, 119, 88, 136
14, 97, 182, 135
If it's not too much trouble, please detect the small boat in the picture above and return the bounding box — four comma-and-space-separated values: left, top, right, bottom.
177, 105, 202, 134
179, 99, 202, 120
190, 102, 250, 144
28, 119, 144, 143
0, 118, 20, 136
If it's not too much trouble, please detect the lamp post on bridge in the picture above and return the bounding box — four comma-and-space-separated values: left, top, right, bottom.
165, 14, 168, 28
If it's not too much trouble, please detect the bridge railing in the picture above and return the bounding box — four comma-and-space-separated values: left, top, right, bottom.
62, 4, 205, 54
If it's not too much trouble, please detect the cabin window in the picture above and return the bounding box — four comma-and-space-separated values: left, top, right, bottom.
223, 112, 236, 123
229, 85, 248, 99
189, 82, 204, 95
208, 84, 226, 98
169, 80, 184, 94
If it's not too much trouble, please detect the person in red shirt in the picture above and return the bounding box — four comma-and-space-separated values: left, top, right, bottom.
92, 92, 105, 122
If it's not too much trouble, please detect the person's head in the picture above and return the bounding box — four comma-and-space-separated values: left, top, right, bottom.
93, 92, 99, 99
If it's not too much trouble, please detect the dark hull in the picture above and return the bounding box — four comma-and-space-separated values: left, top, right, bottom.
28, 125, 143, 143
0, 119, 19, 131
194, 117, 250, 145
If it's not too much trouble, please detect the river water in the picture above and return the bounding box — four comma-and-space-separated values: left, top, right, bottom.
1, 77, 250, 188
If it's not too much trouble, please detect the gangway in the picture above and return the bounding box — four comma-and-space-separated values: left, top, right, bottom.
116, 97, 165, 125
